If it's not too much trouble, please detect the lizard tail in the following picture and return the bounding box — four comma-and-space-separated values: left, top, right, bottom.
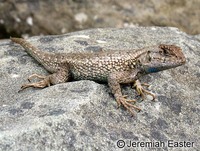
10, 37, 58, 73
10, 37, 49, 62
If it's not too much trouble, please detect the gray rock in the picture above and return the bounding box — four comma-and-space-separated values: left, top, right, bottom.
0, 27, 199, 151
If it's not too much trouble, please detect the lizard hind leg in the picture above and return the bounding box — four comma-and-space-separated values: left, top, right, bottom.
18, 69, 69, 92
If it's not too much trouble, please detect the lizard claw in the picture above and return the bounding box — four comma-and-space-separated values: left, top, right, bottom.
133, 80, 155, 101
27, 74, 46, 82
18, 76, 50, 92
116, 96, 141, 115
116, 95, 136, 108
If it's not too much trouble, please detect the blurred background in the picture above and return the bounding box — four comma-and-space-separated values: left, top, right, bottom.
0, 0, 199, 39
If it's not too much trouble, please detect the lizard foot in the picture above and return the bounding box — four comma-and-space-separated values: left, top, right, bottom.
18, 74, 50, 92
133, 80, 155, 101
27, 73, 47, 82
116, 96, 141, 115
116, 95, 136, 107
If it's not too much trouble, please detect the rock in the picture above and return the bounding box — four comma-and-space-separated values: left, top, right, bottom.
0, 27, 199, 150
0, 0, 200, 39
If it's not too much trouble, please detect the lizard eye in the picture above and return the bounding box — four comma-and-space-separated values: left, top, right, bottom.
148, 56, 151, 61
159, 50, 163, 54
147, 53, 151, 61
160, 47, 169, 55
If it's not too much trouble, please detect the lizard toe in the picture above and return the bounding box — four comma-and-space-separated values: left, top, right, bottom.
134, 80, 156, 101
116, 96, 141, 116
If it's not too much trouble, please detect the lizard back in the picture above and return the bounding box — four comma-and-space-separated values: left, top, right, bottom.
65, 49, 146, 81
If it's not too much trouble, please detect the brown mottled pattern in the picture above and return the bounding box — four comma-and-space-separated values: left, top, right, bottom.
66, 50, 146, 81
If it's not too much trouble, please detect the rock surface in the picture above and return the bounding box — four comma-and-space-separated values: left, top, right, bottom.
0, 0, 200, 38
0, 27, 199, 150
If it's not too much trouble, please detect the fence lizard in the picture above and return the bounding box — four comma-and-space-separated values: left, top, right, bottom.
10, 37, 186, 115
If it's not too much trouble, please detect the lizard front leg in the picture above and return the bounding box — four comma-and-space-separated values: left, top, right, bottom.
19, 68, 70, 92
108, 71, 141, 115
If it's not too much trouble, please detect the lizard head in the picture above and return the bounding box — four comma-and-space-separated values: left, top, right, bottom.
141, 44, 186, 73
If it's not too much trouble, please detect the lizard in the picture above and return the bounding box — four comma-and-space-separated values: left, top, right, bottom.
10, 37, 186, 115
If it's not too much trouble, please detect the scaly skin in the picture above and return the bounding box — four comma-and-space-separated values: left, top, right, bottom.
10, 37, 186, 115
